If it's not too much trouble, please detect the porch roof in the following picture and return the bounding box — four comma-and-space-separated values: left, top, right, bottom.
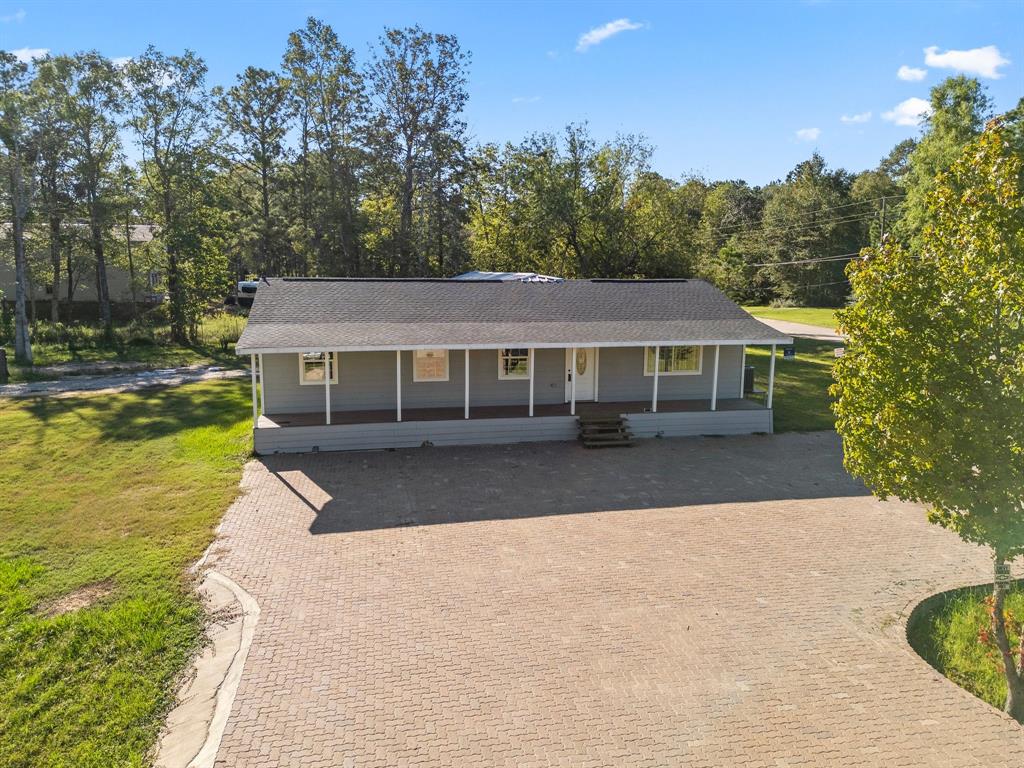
236, 277, 792, 354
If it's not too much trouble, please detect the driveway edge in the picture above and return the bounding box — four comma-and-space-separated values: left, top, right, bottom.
154, 570, 260, 768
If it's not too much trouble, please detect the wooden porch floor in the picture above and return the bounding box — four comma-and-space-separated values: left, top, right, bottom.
258, 398, 764, 429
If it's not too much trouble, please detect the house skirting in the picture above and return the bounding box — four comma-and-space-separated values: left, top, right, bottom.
253, 408, 773, 455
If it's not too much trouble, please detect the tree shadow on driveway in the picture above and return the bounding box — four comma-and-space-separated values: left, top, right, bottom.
257, 430, 870, 535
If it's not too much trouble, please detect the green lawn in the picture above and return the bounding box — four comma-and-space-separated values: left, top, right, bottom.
908, 583, 1024, 711
743, 306, 840, 330
745, 337, 841, 432
0, 380, 252, 767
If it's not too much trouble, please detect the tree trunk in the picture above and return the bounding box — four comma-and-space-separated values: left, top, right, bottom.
66, 247, 76, 324
9, 161, 32, 364
126, 218, 137, 318
992, 556, 1024, 723
49, 215, 61, 322
91, 214, 112, 333
399, 147, 414, 276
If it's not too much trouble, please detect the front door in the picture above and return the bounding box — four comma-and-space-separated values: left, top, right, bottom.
565, 348, 596, 402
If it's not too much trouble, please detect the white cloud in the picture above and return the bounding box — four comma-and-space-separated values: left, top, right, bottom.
897, 65, 927, 81
0, 9, 25, 23
576, 18, 643, 52
9, 47, 48, 63
840, 111, 871, 124
511, 95, 541, 104
882, 97, 932, 126
795, 127, 821, 142
924, 45, 1010, 79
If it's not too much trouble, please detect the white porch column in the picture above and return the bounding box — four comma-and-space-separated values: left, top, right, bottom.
766, 344, 777, 409
528, 347, 535, 417
710, 344, 720, 411
464, 349, 470, 419
396, 350, 402, 422
324, 351, 331, 425
570, 346, 577, 416
739, 346, 747, 398
652, 345, 660, 413
258, 353, 265, 415
250, 354, 258, 427
593, 347, 600, 402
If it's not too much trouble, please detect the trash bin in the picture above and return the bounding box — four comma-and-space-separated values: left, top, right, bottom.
743, 364, 755, 395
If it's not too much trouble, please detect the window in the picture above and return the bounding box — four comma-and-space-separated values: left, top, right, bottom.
498, 348, 531, 379
413, 349, 449, 382
644, 345, 702, 376
298, 352, 338, 385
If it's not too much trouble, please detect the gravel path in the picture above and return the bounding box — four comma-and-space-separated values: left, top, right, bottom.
0, 364, 247, 399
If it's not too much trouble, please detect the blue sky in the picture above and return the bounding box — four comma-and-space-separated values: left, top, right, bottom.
3, 1, 1021, 184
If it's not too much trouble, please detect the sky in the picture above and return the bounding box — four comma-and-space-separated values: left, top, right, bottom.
2, 0, 1021, 185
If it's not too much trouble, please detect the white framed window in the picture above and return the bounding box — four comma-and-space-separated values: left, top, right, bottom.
413, 349, 449, 382
643, 345, 703, 376
298, 352, 338, 385
498, 348, 531, 379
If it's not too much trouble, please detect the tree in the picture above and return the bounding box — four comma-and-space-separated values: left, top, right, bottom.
368, 25, 469, 275
64, 52, 123, 332
898, 76, 992, 242
215, 66, 293, 276
755, 153, 863, 306
832, 120, 1024, 720
0, 52, 37, 363
696, 180, 767, 302
31, 56, 75, 322
284, 17, 367, 276
125, 47, 218, 342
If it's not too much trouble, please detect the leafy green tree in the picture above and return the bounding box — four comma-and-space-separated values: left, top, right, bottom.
30, 55, 74, 322
368, 25, 469, 276
755, 153, 862, 306
696, 180, 767, 302
0, 52, 37, 363
215, 65, 293, 276
64, 52, 124, 332
898, 76, 992, 242
284, 18, 367, 275
832, 120, 1024, 720
125, 47, 222, 342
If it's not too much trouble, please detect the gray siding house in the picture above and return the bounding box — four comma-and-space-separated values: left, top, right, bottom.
235, 277, 791, 454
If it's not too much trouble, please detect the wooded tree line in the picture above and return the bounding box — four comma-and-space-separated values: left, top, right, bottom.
1, 16, 1019, 362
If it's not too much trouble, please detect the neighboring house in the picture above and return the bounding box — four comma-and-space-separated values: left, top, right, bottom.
235, 277, 792, 454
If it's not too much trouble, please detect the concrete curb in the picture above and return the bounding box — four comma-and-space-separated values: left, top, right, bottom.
154, 570, 260, 768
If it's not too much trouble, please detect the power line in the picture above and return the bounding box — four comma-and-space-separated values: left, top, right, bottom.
709, 193, 905, 237
724, 211, 876, 239
750, 251, 864, 268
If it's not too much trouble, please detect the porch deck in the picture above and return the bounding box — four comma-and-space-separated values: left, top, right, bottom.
258, 397, 765, 429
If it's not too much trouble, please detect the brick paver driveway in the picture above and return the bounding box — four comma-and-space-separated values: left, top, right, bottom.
209, 432, 1024, 767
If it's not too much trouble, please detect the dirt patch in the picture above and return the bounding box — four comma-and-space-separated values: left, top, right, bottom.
37, 580, 116, 618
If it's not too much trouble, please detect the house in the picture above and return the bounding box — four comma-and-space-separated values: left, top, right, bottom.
235, 277, 792, 454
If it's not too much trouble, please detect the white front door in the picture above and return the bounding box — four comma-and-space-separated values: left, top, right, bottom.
565, 347, 596, 402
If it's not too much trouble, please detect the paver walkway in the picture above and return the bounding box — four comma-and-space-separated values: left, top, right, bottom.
208, 432, 1023, 767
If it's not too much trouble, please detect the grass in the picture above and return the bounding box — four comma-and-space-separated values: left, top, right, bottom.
2, 313, 247, 383
0, 379, 252, 767
908, 583, 1024, 711
743, 306, 841, 330
745, 337, 841, 432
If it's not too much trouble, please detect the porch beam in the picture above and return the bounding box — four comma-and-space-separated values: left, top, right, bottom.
258, 353, 265, 415
396, 350, 402, 422
250, 354, 258, 427
324, 351, 331, 425
652, 345, 659, 413
464, 349, 470, 419
766, 343, 777, 409
528, 347, 534, 417
710, 344, 720, 411
570, 346, 576, 416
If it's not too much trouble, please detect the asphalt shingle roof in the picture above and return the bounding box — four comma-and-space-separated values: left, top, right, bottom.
235, 278, 791, 353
